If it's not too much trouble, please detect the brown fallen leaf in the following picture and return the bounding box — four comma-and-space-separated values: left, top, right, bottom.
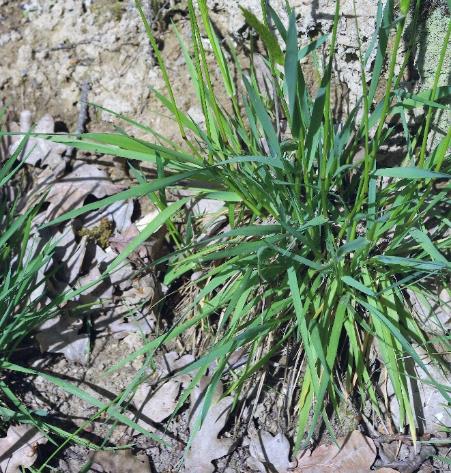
376, 444, 436, 473
82, 200, 134, 234
94, 275, 159, 337
157, 352, 196, 383
51, 228, 88, 286
75, 244, 136, 307
294, 430, 398, 473
65, 235, 88, 285
77, 265, 114, 303
134, 380, 180, 427
109, 224, 142, 255
407, 287, 450, 336
89, 449, 151, 473
0, 425, 47, 473
109, 220, 165, 263
248, 430, 296, 473
191, 198, 225, 218
92, 245, 134, 290
23, 233, 53, 302
9, 111, 67, 171
184, 377, 233, 473
45, 161, 123, 218
133, 352, 195, 429
36, 314, 89, 364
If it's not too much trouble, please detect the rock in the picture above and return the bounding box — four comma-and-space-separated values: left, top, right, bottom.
16, 44, 32, 76
207, 0, 381, 112
0, 0, 166, 134
408, 287, 450, 336
387, 351, 451, 434
413, 4, 450, 148
187, 105, 205, 126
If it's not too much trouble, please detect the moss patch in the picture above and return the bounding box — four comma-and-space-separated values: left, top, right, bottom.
78, 218, 113, 249
415, 5, 450, 145
91, 0, 125, 23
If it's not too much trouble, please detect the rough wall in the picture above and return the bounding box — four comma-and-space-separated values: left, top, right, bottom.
0, 0, 161, 129
0, 0, 449, 136
208, 0, 381, 111
414, 2, 450, 144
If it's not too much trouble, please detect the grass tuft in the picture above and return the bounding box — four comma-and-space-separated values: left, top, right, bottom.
15, 0, 451, 452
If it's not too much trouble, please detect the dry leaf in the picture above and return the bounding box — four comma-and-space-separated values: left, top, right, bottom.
66, 235, 88, 284
158, 352, 195, 385
408, 287, 450, 335
9, 111, 67, 171
45, 161, 122, 217
52, 231, 135, 307
248, 431, 295, 473
89, 449, 151, 473
109, 222, 165, 263
134, 380, 180, 427
23, 233, 53, 302
95, 300, 156, 338
36, 314, 89, 364
109, 224, 140, 254
184, 377, 233, 473
95, 245, 134, 290
0, 425, 47, 473
191, 198, 224, 217
133, 352, 195, 429
77, 265, 114, 302
111, 200, 134, 233
294, 430, 389, 473
135, 210, 160, 232
81, 200, 134, 234
75, 245, 134, 304
52, 228, 87, 285
109, 311, 156, 337
96, 275, 159, 337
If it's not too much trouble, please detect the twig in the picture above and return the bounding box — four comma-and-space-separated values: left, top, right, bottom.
377, 445, 436, 473
76, 79, 90, 137
65, 80, 90, 160
264, 0, 281, 140
142, 1, 158, 67
375, 433, 432, 445
35, 40, 93, 52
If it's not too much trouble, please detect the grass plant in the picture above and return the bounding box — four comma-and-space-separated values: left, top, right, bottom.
5, 0, 451, 454
0, 116, 162, 460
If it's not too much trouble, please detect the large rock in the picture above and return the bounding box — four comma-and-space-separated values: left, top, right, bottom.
387, 348, 451, 434
0, 0, 382, 129
207, 0, 381, 111
1, 0, 448, 139
413, 3, 451, 147
0, 0, 164, 132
